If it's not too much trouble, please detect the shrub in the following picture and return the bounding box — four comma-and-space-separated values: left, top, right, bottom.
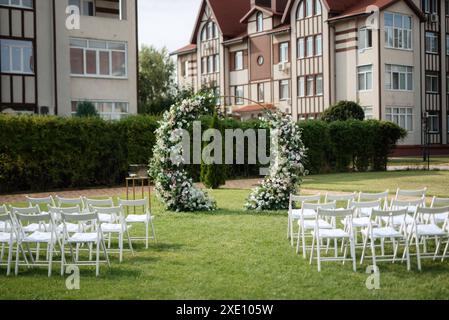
75, 101, 99, 118
321, 101, 365, 122
200, 113, 227, 189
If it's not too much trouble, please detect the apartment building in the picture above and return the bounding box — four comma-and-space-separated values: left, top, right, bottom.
0, 0, 138, 120
173, 0, 449, 154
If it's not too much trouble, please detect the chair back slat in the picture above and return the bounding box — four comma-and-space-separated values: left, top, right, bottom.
90, 206, 122, 215
290, 194, 321, 203
391, 198, 425, 208
351, 200, 382, 209
26, 196, 55, 207
56, 196, 84, 209
396, 188, 427, 198
10, 206, 41, 215
59, 206, 82, 215
371, 209, 408, 218
359, 191, 389, 201
326, 193, 357, 202
302, 202, 336, 211
417, 206, 449, 215
432, 197, 449, 208
318, 208, 354, 218
15, 213, 52, 223
84, 197, 114, 208
61, 212, 98, 223
119, 198, 148, 207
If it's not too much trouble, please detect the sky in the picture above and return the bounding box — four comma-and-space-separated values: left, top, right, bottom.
138, 0, 202, 53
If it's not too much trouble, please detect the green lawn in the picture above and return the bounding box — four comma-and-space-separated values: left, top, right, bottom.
1, 172, 449, 300
388, 156, 449, 167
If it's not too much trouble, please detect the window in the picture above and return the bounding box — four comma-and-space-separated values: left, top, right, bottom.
426, 73, 439, 93
201, 21, 218, 41
182, 60, 189, 77
70, 38, 127, 77
0, 0, 33, 8
257, 83, 264, 102
427, 111, 440, 133
316, 75, 323, 96
0, 39, 33, 74
68, 0, 94, 16
359, 28, 373, 50
363, 106, 374, 120
235, 86, 244, 105
298, 76, 305, 97
256, 12, 264, 32
202, 57, 207, 74
71, 101, 129, 120
306, 76, 314, 96
384, 12, 412, 50
358, 65, 373, 91
297, 1, 304, 19
297, 38, 305, 58
423, 0, 438, 14
306, 36, 314, 57
280, 80, 289, 100
315, 0, 322, 15
235, 51, 243, 70
280, 42, 289, 63
306, 0, 313, 17
214, 54, 219, 73
386, 107, 414, 131
385, 64, 413, 91
208, 56, 214, 74
425, 32, 438, 53
315, 35, 322, 56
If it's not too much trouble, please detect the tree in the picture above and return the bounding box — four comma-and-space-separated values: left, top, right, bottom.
138, 45, 176, 115
75, 101, 98, 118
321, 101, 365, 122
200, 112, 227, 189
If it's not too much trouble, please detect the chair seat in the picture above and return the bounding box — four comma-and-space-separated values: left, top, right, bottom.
126, 215, 151, 223
362, 227, 403, 239
382, 214, 414, 226
291, 209, 316, 219
300, 219, 332, 230
0, 232, 15, 242
312, 228, 349, 239
99, 214, 116, 223
407, 224, 447, 237
422, 213, 448, 224
343, 217, 374, 228
102, 223, 129, 233
22, 223, 51, 233
57, 223, 80, 233
22, 231, 54, 243
67, 232, 99, 243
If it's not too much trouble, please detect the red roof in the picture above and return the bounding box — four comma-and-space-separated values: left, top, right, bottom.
171, 44, 197, 56
234, 104, 275, 113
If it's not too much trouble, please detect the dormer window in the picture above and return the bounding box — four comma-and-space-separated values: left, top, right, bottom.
256, 12, 263, 32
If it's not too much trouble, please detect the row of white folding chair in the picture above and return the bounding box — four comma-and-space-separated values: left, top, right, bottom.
1, 209, 110, 277
24, 196, 156, 249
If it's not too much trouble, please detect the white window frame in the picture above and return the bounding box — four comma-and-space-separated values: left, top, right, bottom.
306, 36, 314, 57
297, 38, 305, 59
257, 83, 264, 102
0, 39, 34, 74
0, 0, 33, 9
214, 54, 219, 73
423, 0, 438, 14
280, 80, 289, 100
385, 64, 413, 91
256, 12, 264, 32
363, 106, 374, 120
298, 76, 305, 97
315, 35, 322, 56
358, 65, 373, 91
70, 38, 128, 79
235, 86, 244, 105
384, 12, 413, 50
279, 42, 289, 63
427, 112, 440, 133
235, 51, 243, 70
306, 76, 314, 96
425, 32, 438, 54
316, 74, 323, 96
426, 73, 439, 93
71, 100, 129, 121
358, 28, 373, 51
386, 107, 414, 132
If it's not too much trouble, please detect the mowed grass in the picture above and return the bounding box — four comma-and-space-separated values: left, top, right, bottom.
389, 156, 449, 167
302, 171, 449, 198
1, 172, 449, 299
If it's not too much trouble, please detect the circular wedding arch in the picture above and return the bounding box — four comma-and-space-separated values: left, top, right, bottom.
150, 92, 306, 212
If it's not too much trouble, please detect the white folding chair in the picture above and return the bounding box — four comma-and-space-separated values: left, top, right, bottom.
14, 212, 59, 277
325, 193, 357, 209
288, 194, 321, 246
429, 197, 449, 225
408, 207, 449, 270
395, 188, 427, 201
296, 202, 336, 258
361, 209, 411, 271
358, 191, 389, 210
93, 206, 134, 262
346, 200, 382, 247
0, 213, 17, 276
56, 196, 85, 211
85, 198, 116, 223
310, 208, 357, 272
119, 198, 156, 249
26, 196, 56, 212
60, 212, 110, 277
388, 199, 424, 228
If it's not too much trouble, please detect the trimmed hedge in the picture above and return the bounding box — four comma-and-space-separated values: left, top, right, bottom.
0, 115, 406, 194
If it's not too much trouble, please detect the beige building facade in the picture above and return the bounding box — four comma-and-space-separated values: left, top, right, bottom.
174, 0, 449, 154
0, 0, 138, 120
